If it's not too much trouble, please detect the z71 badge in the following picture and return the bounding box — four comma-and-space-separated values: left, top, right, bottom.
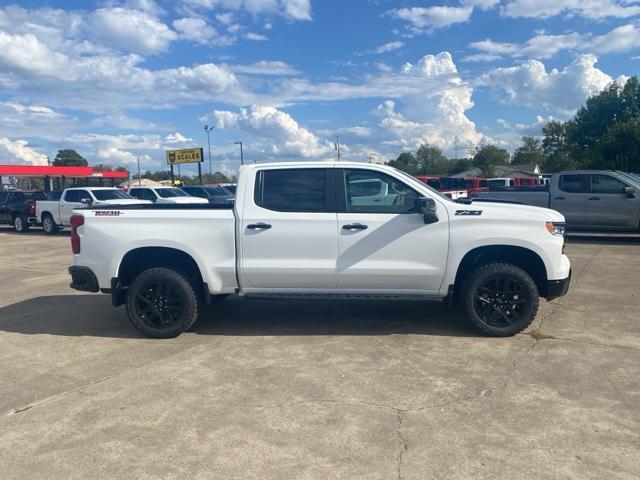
95, 211, 121, 216
455, 210, 482, 216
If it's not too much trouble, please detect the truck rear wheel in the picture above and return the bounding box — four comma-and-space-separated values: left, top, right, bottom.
13, 215, 29, 233
125, 267, 200, 338
460, 262, 539, 337
42, 214, 58, 235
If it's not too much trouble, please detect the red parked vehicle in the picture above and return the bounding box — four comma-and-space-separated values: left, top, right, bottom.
415, 175, 467, 199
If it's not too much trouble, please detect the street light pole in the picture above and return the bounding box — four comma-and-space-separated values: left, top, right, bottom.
234, 141, 244, 165
204, 125, 215, 176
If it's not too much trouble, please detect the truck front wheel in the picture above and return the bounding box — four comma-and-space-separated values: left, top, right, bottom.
125, 267, 200, 338
460, 262, 539, 337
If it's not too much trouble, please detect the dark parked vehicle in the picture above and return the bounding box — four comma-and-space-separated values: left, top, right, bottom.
473, 170, 640, 230
181, 185, 235, 205
0, 190, 46, 232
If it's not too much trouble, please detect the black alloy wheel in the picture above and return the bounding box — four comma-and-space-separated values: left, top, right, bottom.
461, 262, 539, 336
473, 276, 530, 328
126, 267, 200, 338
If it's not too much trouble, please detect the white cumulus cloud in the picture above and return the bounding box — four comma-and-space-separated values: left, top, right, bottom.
501, 0, 640, 19
476, 54, 614, 114
0, 138, 48, 165
388, 6, 473, 32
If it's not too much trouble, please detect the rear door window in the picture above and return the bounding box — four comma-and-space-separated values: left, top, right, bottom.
255, 169, 329, 212
559, 175, 589, 193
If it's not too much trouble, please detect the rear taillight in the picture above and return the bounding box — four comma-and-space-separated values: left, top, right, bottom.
70, 215, 84, 254
27, 200, 36, 215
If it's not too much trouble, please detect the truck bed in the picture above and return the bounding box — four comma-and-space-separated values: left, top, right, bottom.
474, 188, 550, 208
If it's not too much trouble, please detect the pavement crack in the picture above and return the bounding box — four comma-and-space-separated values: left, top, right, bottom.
6, 374, 117, 417
395, 411, 407, 480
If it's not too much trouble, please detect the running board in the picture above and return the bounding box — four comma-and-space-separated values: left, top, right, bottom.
243, 293, 445, 302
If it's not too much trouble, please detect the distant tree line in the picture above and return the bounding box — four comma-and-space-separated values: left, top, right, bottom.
389, 75, 639, 177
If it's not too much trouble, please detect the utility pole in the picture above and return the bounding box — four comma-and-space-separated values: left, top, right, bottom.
235, 141, 244, 165
137, 156, 141, 186
335, 135, 341, 161
454, 135, 459, 161
204, 125, 215, 176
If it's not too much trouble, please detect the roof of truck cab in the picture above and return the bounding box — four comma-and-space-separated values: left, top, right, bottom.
239, 161, 393, 171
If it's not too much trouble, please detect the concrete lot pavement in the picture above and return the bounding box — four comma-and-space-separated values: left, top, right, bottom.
0, 227, 638, 479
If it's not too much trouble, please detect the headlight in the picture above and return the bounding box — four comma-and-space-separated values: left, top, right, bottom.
546, 221, 566, 236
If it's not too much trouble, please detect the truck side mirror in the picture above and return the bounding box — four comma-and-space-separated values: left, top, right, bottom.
414, 197, 438, 224
80, 198, 93, 206
624, 186, 635, 197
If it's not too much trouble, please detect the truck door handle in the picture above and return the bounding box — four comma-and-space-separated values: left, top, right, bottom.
588, 197, 600, 201
554, 197, 566, 200
342, 223, 368, 231
247, 223, 272, 230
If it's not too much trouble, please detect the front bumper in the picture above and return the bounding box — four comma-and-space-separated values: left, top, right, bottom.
545, 269, 571, 300
68, 266, 99, 293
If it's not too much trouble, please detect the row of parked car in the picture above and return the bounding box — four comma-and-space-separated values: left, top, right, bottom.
415, 175, 542, 200
0, 184, 235, 233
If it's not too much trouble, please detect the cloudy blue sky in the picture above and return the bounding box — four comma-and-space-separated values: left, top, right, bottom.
0, 0, 639, 176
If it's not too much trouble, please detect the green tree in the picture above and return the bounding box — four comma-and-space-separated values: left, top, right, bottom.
415, 144, 448, 174
512, 136, 544, 166
472, 144, 509, 177
388, 151, 419, 175
542, 121, 574, 172
53, 149, 88, 167
446, 158, 473, 175
92, 163, 113, 171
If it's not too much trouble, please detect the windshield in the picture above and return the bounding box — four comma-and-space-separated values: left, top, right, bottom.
0, 192, 8, 203
156, 188, 189, 198
92, 189, 133, 201
391, 168, 453, 201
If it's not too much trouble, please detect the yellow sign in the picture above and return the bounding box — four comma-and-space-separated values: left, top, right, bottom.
166, 148, 204, 165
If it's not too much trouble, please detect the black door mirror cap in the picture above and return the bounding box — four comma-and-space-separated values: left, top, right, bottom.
414, 196, 437, 213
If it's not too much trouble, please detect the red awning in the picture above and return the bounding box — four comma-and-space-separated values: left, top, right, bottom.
0, 165, 128, 178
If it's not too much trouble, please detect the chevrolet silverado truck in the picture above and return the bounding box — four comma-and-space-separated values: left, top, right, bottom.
68, 162, 571, 338
474, 170, 640, 230
36, 187, 148, 234
0, 190, 45, 232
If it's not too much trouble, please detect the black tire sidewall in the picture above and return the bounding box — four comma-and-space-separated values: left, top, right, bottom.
43, 215, 56, 234
462, 263, 539, 337
14, 216, 27, 232
125, 267, 200, 338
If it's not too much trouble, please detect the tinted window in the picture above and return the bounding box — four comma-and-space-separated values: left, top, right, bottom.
559, 175, 589, 193
487, 179, 507, 188
92, 190, 132, 200
479, 179, 487, 187
48, 191, 62, 201
183, 187, 207, 198
26, 192, 45, 201
344, 169, 418, 214
0, 192, 8, 203
256, 169, 327, 212
156, 188, 188, 198
591, 175, 627, 194
11, 192, 25, 202
206, 187, 232, 197
64, 190, 90, 202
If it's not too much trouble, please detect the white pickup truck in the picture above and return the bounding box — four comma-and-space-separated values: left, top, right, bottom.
37, 187, 147, 234
68, 162, 571, 338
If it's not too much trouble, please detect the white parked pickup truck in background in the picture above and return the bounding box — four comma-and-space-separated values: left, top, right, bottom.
68, 162, 571, 338
36, 187, 148, 234
127, 186, 209, 204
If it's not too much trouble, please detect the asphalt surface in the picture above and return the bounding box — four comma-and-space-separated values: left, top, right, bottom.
0, 227, 638, 479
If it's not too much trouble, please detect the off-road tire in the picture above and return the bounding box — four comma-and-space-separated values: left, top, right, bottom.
125, 267, 200, 338
461, 262, 539, 337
